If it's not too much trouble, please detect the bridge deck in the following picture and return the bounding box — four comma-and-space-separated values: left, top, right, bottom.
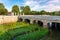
19, 15, 60, 21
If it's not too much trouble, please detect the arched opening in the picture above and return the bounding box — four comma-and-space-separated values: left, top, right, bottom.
52, 22, 56, 30
56, 23, 60, 30
48, 22, 60, 30
47, 22, 52, 29
18, 18, 23, 22
47, 22, 56, 30
24, 19, 30, 23
37, 21, 43, 26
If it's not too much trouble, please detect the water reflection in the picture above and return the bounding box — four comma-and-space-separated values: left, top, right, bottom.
41, 29, 60, 40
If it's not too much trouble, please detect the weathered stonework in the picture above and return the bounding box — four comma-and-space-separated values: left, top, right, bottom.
0, 15, 18, 24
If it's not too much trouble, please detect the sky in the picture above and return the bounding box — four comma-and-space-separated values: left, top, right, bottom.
0, 0, 60, 12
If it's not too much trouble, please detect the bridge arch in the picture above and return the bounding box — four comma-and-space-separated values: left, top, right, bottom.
24, 19, 30, 23
37, 20, 43, 27
47, 22, 60, 30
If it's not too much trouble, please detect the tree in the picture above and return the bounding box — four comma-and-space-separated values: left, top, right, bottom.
0, 9, 8, 15
0, 3, 5, 9
39, 10, 47, 15
0, 3, 8, 15
22, 6, 31, 15
51, 11, 60, 16
31, 11, 40, 15
12, 5, 20, 15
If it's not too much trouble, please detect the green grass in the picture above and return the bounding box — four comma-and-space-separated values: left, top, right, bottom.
15, 29, 48, 40
0, 22, 48, 40
0, 22, 29, 35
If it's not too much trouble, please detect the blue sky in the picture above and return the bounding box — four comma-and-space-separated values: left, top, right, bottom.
0, 0, 60, 12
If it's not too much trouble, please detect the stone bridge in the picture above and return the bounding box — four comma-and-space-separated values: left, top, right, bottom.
18, 15, 60, 29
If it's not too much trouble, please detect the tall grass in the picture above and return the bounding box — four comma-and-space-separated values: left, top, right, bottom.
0, 22, 29, 35
0, 22, 48, 40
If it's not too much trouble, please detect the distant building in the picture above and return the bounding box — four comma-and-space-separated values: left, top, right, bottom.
8, 12, 14, 16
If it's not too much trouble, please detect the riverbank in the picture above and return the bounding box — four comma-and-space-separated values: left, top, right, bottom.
0, 22, 48, 40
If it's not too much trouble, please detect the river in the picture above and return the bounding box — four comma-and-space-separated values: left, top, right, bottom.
40, 29, 60, 40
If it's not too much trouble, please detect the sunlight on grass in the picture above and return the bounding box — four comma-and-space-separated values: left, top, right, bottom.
0, 22, 29, 35
0, 22, 48, 40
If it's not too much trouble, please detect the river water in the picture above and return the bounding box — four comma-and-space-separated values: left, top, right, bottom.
40, 29, 60, 40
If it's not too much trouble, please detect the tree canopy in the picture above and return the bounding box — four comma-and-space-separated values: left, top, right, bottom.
22, 6, 31, 15
12, 5, 20, 15
39, 10, 47, 15
0, 3, 5, 9
0, 3, 8, 15
0, 9, 8, 15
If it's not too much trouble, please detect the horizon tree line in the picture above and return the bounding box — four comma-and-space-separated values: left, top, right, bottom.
0, 3, 60, 16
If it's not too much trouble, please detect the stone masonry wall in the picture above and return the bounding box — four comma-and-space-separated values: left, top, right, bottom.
0, 15, 18, 24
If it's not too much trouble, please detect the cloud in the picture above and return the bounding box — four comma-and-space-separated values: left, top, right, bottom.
43, 4, 60, 12
43, 0, 60, 12
0, 0, 60, 12
25, 0, 38, 6
24, 0, 41, 11
46, 0, 60, 5
24, 0, 60, 12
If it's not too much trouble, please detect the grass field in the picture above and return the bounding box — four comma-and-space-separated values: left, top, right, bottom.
0, 22, 48, 40
0, 22, 29, 35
